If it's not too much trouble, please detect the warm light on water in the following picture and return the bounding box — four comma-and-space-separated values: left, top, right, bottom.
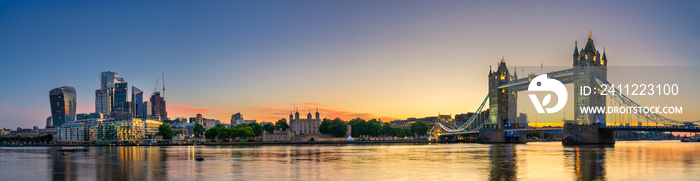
1, 141, 699, 180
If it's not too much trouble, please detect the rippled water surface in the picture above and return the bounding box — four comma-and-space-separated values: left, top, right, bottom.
1, 141, 699, 180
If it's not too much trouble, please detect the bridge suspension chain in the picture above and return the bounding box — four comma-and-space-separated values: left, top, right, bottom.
593, 74, 697, 126
438, 94, 489, 133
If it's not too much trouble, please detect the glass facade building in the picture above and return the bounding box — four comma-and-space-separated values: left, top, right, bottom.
113, 82, 128, 116
96, 71, 124, 117
132, 86, 143, 118
49, 86, 77, 127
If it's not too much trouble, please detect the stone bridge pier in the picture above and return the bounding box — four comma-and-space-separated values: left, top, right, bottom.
476, 129, 527, 143
562, 124, 614, 145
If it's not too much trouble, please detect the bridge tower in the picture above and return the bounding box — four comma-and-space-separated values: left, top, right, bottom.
565, 32, 613, 145
573, 33, 608, 126
487, 57, 518, 129
479, 57, 524, 143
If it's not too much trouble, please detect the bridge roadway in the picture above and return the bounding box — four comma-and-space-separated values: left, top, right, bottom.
599, 126, 700, 132
437, 126, 700, 139
437, 127, 564, 137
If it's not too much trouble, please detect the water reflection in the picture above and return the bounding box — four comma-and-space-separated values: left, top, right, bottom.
49, 147, 169, 180
3, 141, 700, 180
51, 149, 77, 181
568, 146, 607, 180
488, 144, 518, 180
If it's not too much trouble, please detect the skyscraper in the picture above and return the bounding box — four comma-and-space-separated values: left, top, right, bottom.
95, 89, 112, 116
100, 71, 123, 89
150, 92, 167, 121
46, 116, 52, 128
50, 86, 76, 127
113, 82, 128, 117
95, 71, 124, 116
132, 86, 143, 118
143, 101, 153, 118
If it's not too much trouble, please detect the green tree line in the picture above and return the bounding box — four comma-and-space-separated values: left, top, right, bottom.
204, 123, 263, 141
263, 119, 290, 134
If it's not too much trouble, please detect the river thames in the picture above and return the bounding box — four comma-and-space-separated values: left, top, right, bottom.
1, 141, 699, 180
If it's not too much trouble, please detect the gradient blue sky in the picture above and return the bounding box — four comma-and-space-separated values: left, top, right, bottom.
1, 1, 699, 128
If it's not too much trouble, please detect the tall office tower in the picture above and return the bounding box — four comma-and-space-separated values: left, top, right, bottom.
143, 101, 153, 118
95, 89, 112, 116
100, 71, 123, 89
95, 71, 124, 117
150, 92, 167, 121
132, 86, 143, 118
113, 82, 128, 117
50, 86, 77, 127
46, 116, 52, 128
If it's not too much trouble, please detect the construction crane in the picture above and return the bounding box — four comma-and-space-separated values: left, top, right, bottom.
154, 78, 159, 94
162, 72, 165, 98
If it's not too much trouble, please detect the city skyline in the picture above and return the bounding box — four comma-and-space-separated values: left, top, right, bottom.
1, 1, 700, 128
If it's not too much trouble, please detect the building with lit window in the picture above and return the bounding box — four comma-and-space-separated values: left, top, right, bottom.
50, 86, 77, 127
143, 119, 163, 139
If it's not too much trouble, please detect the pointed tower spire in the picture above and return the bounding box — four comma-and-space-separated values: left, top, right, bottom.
501, 56, 505, 64
573, 40, 580, 63
602, 46, 608, 66
589, 31, 592, 39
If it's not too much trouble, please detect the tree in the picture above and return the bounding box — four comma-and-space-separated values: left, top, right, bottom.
233, 126, 255, 139
217, 126, 232, 141
275, 118, 289, 131
348, 118, 366, 137
158, 124, 175, 139
247, 122, 263, 137
204, 127, 218, 140
319, 118, 332, 134
367, 119, 382, 137
410, 121, 429, 136
381, 123, 393, 136
328, 118, 348, 137
392, 127, 405, 137
319, 118, 348, 137
263, 123, 276, 133
193, 124, 205, 138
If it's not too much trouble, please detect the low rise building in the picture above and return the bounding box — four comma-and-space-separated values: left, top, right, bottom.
203, 119, 221, 129
58, 122, 89, 142
262, 129, 294, 142
454, 109, 490, 130
0, 128, 11, 136
91, 118, 147, 142
143, 119, 163, 139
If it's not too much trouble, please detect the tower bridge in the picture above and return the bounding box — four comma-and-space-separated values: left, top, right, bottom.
436, 33, 700, 145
